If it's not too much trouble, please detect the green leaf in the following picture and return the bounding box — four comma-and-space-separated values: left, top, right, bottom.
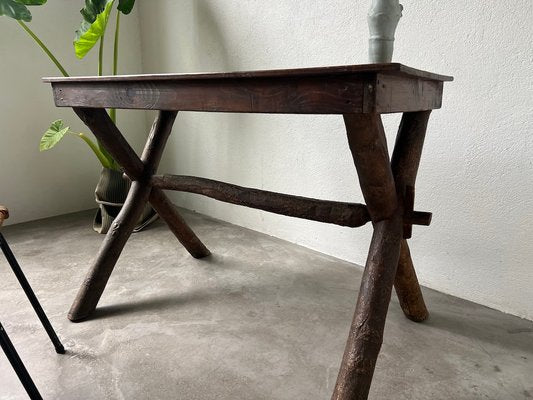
40, 120, 70, 151
74, 0, 114, 59
15, 0, 46, 5
0, 0, 46, 21
0, 0, 31, 21
79, 0, 111, 23
117, 0, 134, 14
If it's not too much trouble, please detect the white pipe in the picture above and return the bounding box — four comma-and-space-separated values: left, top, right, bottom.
368, 0, 403, 63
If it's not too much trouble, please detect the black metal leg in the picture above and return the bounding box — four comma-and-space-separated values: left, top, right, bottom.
0, 233, 65, 354
0, 322, 43, 400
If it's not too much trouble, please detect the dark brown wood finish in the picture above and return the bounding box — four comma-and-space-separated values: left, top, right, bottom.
44, 63, 453, 83
142, 114, 210, 259
391, 111, 431, 237
46, 64, 451, 115
54, 77, 367, 114
68, 180, 152, 321
44, 64, 451, 398
343, 113, 397, 222
142, 112, 211, 259
152, 175, 432, 228
149, 187, 211, 259
332, 113, 403, 399
153, 174, 371, 228
395, 239, 428, 322
374, 74, 443, 114
73, 108, 144, 180
68, 109, 209, 321
71, 108, 208, 259
332, 214, 403, 400
0, 206, 8, 227
332, 111, 433, 398
389, 111, 432, 322
141, 111, 178, 174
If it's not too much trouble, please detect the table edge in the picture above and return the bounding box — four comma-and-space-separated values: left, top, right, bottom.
43, 63, 453, 84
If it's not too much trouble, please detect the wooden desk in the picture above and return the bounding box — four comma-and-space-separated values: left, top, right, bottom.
45, 63, 452, 400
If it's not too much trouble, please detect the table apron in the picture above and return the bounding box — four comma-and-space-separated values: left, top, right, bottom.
51, 75, 443, 114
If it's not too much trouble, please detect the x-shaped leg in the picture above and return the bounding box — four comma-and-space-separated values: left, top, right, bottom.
332, 111, 431, 400
68, 108, 210, 322
391, 112, 432, 323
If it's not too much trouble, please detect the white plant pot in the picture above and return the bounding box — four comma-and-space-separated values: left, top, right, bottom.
368, 0, 403, 63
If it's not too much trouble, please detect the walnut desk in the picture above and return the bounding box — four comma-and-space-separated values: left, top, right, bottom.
44, 63, 453, 400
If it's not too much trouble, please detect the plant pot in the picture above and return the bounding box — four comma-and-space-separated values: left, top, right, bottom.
368, 0, 403, 63
93, 168, 158, 234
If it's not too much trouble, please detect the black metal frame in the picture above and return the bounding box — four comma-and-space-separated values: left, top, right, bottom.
1, 232, 65, 400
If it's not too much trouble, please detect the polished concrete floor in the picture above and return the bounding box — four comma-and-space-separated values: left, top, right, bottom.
0, 210, 531, 400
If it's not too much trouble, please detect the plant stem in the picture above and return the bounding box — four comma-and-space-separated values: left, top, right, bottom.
97, 139, 114, 169
109, 110, 116, 125
113, 12, 120, 76
98, 34, 104, 76
95, 35, 116, 167
109, 11, 121, 124
17, 20, 69, 77
76, 133, 113, 169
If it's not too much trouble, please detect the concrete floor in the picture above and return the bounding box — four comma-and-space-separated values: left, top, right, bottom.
0, 210, 531, 400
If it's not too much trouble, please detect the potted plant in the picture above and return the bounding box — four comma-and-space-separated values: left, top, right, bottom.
0, 0, 156, 233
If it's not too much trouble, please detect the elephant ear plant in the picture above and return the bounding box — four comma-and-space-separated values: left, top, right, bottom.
1, 0, 156, 233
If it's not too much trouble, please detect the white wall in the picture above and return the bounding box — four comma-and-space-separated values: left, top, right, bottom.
0, 0, 145, 225
3, 1, 530, 321
139, 0, 533, 320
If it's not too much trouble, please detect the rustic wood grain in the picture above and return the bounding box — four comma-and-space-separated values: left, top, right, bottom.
332, 214, 403, 400
395, 239, 429, 322
54, 77, 367, 114
73, 107, 144, 180
152, 175, 431, 229
152, 174, 371, 228
374, 74, 444, 113
0, 206, 8, 227
343, 113, 398, 222
142, 111, 178, 176
68, 111, 209, 321
47, 64, 450, 114
142, 111, 211, 259
43, 63, 453, 83
68, 180, 152, 322
332, 112, 404, 400
45, 64, 452, 398
391, 111, 431, 188
149, 188, 211, 259
390, 111, 432, 322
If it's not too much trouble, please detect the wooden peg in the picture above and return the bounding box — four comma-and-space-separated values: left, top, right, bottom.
0, 206, 9, 227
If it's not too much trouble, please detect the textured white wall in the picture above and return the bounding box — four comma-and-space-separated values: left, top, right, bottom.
138, 0, 533, 320
0, 1, 145, 225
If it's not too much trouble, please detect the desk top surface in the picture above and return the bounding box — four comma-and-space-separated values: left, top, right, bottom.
43, 63, 453, 84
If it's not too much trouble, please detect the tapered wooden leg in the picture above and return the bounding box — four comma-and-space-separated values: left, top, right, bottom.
332, 113, 401, 400
68, 110, 210, 321
68, 181, 152, 321
143, 112, 210, 258
332, 216, 403, 400
394, 239, 428, 322
149, 188, 210, 258
73, 108, 144, 180
342, 113, 397, 222
74, 107, 209, 259
390, 111, 432, 322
